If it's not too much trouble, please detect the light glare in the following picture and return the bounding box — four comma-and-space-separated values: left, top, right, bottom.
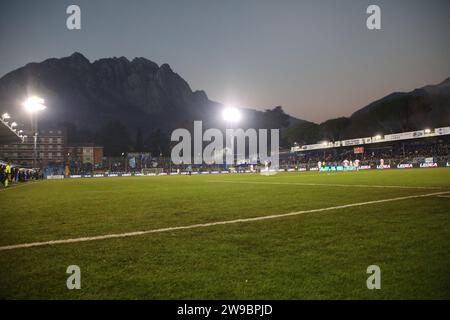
222, 107, 241, 123
23, 96, 46, 113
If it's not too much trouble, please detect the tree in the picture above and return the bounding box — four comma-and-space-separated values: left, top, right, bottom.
144, 129, 170, 156
59, 121, 95, 144
262, 106, 290, 129
96, 121, 132, 156
134, 128, 144, 152
283, 122, 322, 146
319, 117, 351, 141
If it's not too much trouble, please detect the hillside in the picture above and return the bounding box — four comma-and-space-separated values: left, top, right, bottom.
284, 78, 450, 145
0, 53, 448, 149
0, 52, 292, 137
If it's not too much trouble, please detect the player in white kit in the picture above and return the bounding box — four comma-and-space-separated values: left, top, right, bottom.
343, 159, 349, 170
354, 159, 360, 171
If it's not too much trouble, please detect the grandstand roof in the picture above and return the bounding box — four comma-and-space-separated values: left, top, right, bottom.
0, 119, 22, 144
291, 126, 450, 152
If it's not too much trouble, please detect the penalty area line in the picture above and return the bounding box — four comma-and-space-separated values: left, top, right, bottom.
0, 190, 449, 252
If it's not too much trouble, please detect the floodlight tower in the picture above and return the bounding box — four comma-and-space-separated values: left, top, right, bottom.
23, 96, 46, 168
222, 106, 241, 168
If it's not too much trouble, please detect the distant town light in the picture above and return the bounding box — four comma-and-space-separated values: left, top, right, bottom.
23, 96, 46, 113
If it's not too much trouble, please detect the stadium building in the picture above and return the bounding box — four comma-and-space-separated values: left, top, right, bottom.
0, 128, 66, 168
66, 143, 104, 173
288, 127, 450, 170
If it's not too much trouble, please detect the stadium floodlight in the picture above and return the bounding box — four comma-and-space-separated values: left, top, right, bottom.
222, 106, 241, 124
322, 141, 328, 146
1, 113, 10, 120
424, 129, 431, 134
23, 96, 46, 168
222, 105, 241, 168
10, 122, 17, 128
23, 96, 46, 113
374, 134, 382, 140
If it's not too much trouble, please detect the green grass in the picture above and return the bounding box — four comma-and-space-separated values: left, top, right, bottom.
0, 168, 449, 299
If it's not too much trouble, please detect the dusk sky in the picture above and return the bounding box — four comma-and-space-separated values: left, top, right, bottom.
1, 0, 449, 123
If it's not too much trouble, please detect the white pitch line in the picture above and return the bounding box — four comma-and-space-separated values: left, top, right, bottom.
207, 180, 447, 190
0, 190, 449, 252
0, 181, 41, 192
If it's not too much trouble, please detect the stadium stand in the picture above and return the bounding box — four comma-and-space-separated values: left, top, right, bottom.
286, 127, 450, 170
0, 113, 23, 145
61, 135, 449, 178
40, 126, 450, 178
0, 113, 43, 187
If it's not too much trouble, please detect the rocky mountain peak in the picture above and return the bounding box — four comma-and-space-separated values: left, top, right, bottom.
66, 51, 91, 65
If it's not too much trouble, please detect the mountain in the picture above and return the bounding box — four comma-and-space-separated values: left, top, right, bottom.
421, 77, 450, 96
0, 52, 448, 148
284, 78, 450, 145
0, 52, 292, 139
348, 77, 450, 136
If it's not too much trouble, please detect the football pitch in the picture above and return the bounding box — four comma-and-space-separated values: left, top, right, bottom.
1, 168, 449, 299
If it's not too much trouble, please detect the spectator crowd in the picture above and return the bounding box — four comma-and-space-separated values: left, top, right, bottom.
0, 161, 43, 188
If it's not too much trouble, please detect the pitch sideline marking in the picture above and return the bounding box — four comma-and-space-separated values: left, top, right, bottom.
207, 180, 448, 190
0, 181, 41, 192
0, 190, 449, 252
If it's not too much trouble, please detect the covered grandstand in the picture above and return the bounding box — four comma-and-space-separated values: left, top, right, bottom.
0, 113, 24, 145
286, 126, 450, 170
